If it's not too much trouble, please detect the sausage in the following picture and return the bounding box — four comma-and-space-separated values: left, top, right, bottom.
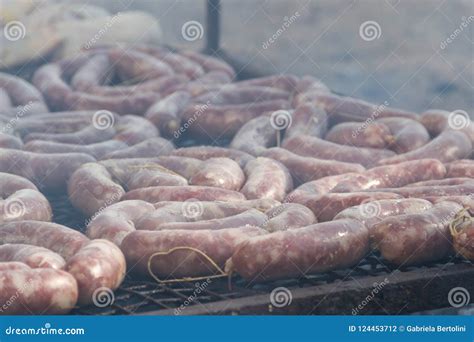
446, 159, 474, 178
325, 122, 393, 149
285, 173, 360, 203
376, 117, 430, 153
123, 186, 246, 203
172, 146, 254, 168
371, 201, 463, 265
112, 115, 159, 145
107, 48, 174, 81
331, 159, 446, 192
194, 86, 289, 105
145, 91, 191, 138
182, 71, 232, 96
25, 124, 116, 144
261, 147, 365, 185
33, 60, 161, 115
0, 72, 49, 117
145, 209, 267, 231
143, 156, 203, 179
24, 140, 128, 159
225, 219, 369, 281
103, 137, 175, 159
0, 244, 66, 269
68, 162, 126, 217
1, 189, 52, 223
263, 203, 316, 232
282, 135, 395, 168
121, 226, 266, 278
284, 103, 328, 140
189, 158, 245, 191
180, 50, 236, 79
241, 157, 293, 202
364, 184, 474, 199
293, 75, 330, 94
32, 63, 73, 111
0, 133, 23, 149
68, 160, 187, 216
13, 111, 97, 136
138, 199, 280, 231
181, 100, 290, 140
0, 88, 12, 111
298, 192, 403, 222
293, 91, 418, 124
377, 130, 472, 165
0, 221, 90, 260
65, 239, 126, 305
234, 74, 299, 92
0, 148, 95, 193
0, 264, 78, 315
135, 46, 205, 79
229, 116, 277, 156
70, 53, 111, 90
334, 198, 433, 237
428, 196, 474, 215
87, 200, 156, 246
404, 178, 474, 187
0, 173, 52, 223
420, 109, 474, 143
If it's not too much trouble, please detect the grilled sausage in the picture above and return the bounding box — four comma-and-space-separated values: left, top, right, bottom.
282, 135, 396, 168
371, 201, 463, 265
0, 149, 95, 193
121, 227, 266, 278
0, 244, 65, 269
226, 219, 369, 281
331, 159, 446, 192
241, 157, 293, 202
189, 158, 245, 191
377, 130, 472, 165
261, 147, 365, 185
298, 192, 403, 222
65, 239, 126, 305
263, 203, 317, 232
0, 264, 78, 315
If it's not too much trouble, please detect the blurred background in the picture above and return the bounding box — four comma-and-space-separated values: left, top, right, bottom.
1, 0, 472, 114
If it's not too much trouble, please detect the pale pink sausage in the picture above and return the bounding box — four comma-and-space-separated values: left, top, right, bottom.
226, 219, 369, 281
241, 157, 293, 202
65, 239, 126, 305
0, 265, 78, 315
121, 226, 266, 279
0, 244, 66, 269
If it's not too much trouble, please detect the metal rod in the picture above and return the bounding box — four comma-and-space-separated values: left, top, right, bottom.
206, 0, 221, 53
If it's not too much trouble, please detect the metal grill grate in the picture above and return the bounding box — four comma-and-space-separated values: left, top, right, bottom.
49, 193, 474, 316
